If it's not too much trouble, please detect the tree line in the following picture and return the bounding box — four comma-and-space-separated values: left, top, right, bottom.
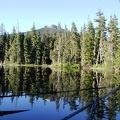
0, 10, 120, 70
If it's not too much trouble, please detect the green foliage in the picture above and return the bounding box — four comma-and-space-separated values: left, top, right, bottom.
0, 10, 120, 71
81, 21, 95, 67
50, 63, 80, 72
114, 37, 120, 70
69, 22, 80, 63
104, 15, 119, 68
94, 10, 107, 65
24, 32, 33, 64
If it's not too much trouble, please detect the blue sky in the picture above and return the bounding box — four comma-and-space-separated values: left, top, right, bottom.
0, 0, 120, 33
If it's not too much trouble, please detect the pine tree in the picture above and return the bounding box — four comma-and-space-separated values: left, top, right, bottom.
24, 32, 33, 64
20, 33, 25, 64
94, 10, 107, 65
4, 32, 10, 63
9, 27, 18, 63
81, 21, 95, 68
42, 28, 51, 64
9, 39, 17, 63
114, 36, 120, 70
70, 22, 80, 64
87, 21, 95, 65
81, 25, 87, 67
50, 30, 58, 63
30, 24, 37, 64
105, 15, 119, 67
51, 24, 63, 64
16, 32, 24, 64
36, 31, 42, 65
0, 24, 6, 63
61, 25, 71, 64
56, 24, 63, 64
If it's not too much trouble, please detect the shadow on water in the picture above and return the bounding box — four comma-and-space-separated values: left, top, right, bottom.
0, 66, 120, 119
0, 110, 29, 116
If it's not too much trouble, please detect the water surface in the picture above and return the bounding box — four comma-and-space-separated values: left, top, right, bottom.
0, 66, 120, 120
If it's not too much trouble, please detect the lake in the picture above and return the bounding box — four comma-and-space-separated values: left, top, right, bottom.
0, 66, 120, 120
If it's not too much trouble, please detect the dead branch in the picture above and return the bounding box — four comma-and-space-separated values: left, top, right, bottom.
61, 86, 120, 120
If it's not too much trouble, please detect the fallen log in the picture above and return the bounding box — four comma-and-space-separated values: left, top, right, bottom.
61, 86, 120, 120
0, 109, 29, 116
0, 87, 106, 98
87, 97, 99, 120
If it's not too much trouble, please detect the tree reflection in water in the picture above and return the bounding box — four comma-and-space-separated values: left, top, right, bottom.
0, 66, 120, 119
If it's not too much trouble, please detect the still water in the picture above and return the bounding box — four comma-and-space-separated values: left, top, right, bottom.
0, 66, 120, 120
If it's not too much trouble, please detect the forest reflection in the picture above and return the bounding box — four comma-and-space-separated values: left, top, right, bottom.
0, 66, 120, 119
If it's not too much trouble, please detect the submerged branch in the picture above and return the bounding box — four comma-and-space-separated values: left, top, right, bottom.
61, 86, 120, 120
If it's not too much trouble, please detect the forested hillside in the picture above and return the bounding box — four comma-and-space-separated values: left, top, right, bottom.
0, 11, 120, 70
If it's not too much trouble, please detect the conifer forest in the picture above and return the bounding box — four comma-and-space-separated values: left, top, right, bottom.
0, 10, 120, 70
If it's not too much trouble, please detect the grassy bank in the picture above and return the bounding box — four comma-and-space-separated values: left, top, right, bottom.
49, 63, 80, 72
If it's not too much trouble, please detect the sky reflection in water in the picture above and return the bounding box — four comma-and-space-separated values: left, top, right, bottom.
0, 96, 86, 120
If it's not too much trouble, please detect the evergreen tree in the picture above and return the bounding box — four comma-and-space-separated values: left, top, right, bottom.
0, 24, 6, 63
20, 33, 25, 64
36, 31, 42, 65
4, 32, 10, 63
9, 39, 17, 63
87, 21, 95, 65
81, 21, 95, 67
51, 24, 63, 64
30, 24, 37, 64
42, 28, 52, 64
50, 30, 58, 63
114, 30, 120, 70
106, 15, 119, 68
81, 25, 87, 67
16, 32, 24, 64
56, 24, 63, 64
61, 25, 71, 64
24, 32, 33, 64
9, 27, 18, 63
70, 22, 80, 64
94, 10, 107, 65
